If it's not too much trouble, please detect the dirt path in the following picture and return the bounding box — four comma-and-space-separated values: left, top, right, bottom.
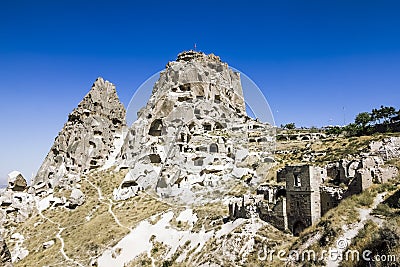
326, 192, 386, 267
84, 175, 166, 266
83, 176, 130, 231
35, 199, 84, 267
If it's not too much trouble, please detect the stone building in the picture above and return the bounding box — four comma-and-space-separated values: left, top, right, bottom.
233, 165, 326, 234
252, 164, 344, 235
228, 196, 248, 220
227, 137, 400, 237
245, 154, 398, 235
320, 185, 344, 216
284, 165, 323, 235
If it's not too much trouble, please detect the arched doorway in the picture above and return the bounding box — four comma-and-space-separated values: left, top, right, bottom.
149, 119, 163, 136
292, 220, 306, 236
210, 143, 218, 153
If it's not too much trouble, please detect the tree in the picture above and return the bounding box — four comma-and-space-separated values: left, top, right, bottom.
391, 109, 400, 123
281, 123, 296, 130
325, 126, 343, 135
343, 123, 362, 136
371, 108, 383, 124
380, 106, 396, 123
355, 112, 372, 127
372, 106, 396, 124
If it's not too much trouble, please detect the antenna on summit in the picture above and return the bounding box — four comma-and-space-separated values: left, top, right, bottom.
194, 43, 197, 51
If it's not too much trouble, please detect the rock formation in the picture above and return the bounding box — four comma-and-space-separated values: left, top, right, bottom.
7, 171, 27, 192
369, 136, 400, 160
0, 172, 34, 226
32, 77, 126, 195
115, 51, 276, 202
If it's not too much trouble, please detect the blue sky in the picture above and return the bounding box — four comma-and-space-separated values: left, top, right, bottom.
1, 0, 399, 183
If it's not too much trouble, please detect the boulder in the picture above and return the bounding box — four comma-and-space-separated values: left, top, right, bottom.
7, 171, 27, 192
10, 233, 29, 262
67, 188, 85, 209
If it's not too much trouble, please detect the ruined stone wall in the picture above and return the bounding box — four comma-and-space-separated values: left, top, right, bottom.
276, 168, 287, 183
257, 197, 287, 231
309, 167, 322, 224
276, 132, 326, 142
228, 196, 250, 220
320, 186, 344, 216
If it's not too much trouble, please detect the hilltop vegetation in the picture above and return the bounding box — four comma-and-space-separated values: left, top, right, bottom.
326, 105, 400, 137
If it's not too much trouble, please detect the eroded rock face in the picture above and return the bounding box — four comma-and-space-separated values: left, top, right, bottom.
116, 51, 276, 202
369, 137, 400, 160
0, 191, 35, 226
32, 77, 126, 195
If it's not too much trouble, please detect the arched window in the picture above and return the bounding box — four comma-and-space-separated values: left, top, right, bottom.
209, 143, 218, 153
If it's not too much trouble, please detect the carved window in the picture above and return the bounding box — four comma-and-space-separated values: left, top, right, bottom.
294, 174, 301, 187
194, 157, 204, 166
203, 123, 212, 131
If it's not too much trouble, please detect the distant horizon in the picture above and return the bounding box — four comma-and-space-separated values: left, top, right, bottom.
1, 0, 400, 183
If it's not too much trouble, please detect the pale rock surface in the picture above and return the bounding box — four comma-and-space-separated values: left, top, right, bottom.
10, 233, 28, 263
369, 136, 400, 160
42, 240, 55, 249
0, 190, 35, 225
0, 173, 34, 227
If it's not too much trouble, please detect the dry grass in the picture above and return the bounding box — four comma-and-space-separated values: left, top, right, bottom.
8, 214, 65, 266
12, 169, 171, 266
113, 192, 170, 228
275, 133, 397, 165
192, 202, 227, 232
341, 217, 400, 267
